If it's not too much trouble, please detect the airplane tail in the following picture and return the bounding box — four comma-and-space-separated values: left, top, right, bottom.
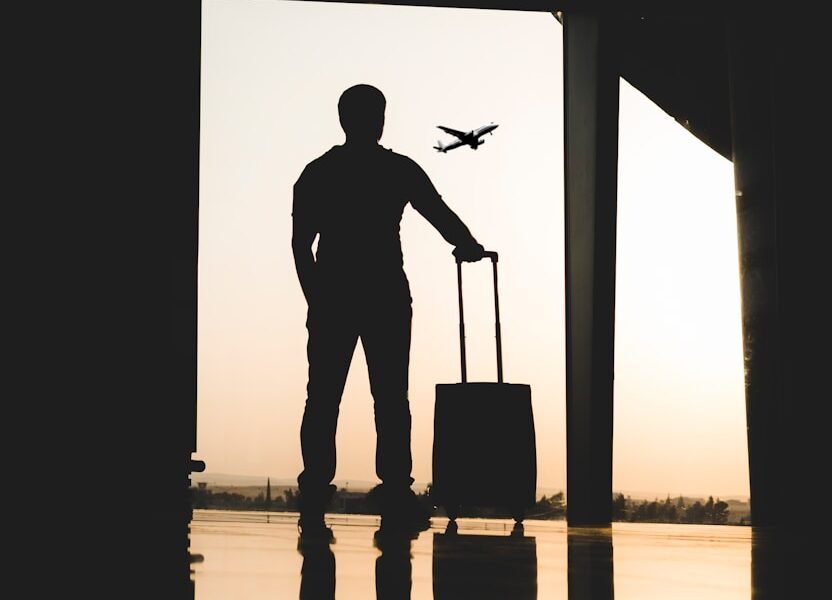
433, 140, 446, 153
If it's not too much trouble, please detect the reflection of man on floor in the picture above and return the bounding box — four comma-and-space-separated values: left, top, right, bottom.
292, 84, 485, 537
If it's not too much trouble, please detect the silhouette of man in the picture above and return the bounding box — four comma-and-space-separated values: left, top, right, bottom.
293, 84, 485, 537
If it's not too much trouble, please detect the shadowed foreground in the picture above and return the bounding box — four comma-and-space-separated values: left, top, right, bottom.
190, 510, 767, 599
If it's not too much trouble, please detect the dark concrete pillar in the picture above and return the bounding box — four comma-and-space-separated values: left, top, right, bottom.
728, 13, 827, 536
727, 17, 783, 529
563, 11, 619, 527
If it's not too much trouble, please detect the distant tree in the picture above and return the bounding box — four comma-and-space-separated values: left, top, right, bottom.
645, 500, 659, 521
612, 493, 627, 521
528, 492, 565, 519
283, 488, 299, 510
685, 501, 705, 524
190, 486, 210, 509
704, 496, 715, 522
712, 499, 729, 524
665, 501, 678, 523
545, 491, 566, 518
632, 500, 648, 522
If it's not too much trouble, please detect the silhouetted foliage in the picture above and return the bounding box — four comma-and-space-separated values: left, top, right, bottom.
529, 491, 566, 519
190, 484, 744, 525
610, 493, 738, 525
612, 493, 628, 520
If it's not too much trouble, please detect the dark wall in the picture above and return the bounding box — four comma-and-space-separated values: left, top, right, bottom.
24, 2, 204, 596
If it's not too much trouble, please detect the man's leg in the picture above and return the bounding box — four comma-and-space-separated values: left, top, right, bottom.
362, 301, 413, 488
298, 306, 358, 531
362, 301, 429, 529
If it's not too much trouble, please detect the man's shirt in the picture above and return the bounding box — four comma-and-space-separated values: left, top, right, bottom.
293, 143, 478, 296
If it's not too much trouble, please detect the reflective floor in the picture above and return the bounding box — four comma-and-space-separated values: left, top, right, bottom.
188, 509, 800, 599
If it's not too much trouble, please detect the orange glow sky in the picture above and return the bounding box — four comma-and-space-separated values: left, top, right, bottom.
197, 0, 749, 499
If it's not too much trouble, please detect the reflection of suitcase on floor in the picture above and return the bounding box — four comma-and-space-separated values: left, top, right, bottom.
433, 528, 537, 599
431, 251, 536, 522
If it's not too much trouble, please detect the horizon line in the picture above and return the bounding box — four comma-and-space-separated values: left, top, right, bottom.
191, 472, 750, 500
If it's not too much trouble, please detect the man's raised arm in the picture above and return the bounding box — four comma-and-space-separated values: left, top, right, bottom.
409, 162, 485, 262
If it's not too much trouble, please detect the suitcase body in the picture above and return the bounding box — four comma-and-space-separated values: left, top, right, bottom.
432, 382, 536, 517
431, 252, 537, 521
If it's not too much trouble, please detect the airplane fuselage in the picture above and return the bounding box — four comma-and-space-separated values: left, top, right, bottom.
434, 123, 499, 152
471, 123, 498, 139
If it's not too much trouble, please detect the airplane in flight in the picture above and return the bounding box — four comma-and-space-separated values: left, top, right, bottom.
433, 123, 498, 153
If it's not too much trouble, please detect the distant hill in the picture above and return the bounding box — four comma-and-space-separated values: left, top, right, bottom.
192, 474, 568, 496
192, 473, 382, 491
191, 474, 749, 508
613, 489, 750, 503
191, 472, 295, 487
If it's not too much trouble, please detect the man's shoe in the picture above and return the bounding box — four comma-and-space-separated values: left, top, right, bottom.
297, 484, 336, 541
379, 488, 432, 533
298, 514, 334, 543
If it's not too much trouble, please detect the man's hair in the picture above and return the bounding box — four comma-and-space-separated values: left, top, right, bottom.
338, 84, 386, 140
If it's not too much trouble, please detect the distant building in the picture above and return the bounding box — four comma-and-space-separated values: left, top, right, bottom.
336, 490, 375, 515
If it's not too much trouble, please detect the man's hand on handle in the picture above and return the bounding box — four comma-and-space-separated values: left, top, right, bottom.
453, 242, 486, 263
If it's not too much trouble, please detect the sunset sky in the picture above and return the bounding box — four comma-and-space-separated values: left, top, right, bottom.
196, 0, 749, 499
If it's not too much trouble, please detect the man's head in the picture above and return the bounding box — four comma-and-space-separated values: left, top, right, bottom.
338, 84, 386, 142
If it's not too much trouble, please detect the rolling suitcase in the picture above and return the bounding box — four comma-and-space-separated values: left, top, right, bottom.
431, 251, 537, 522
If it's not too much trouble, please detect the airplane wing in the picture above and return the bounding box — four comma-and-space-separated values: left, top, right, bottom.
437, 126, 468, 139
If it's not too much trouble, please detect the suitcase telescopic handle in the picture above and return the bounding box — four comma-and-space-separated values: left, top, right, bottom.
455, 250, 503, 384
